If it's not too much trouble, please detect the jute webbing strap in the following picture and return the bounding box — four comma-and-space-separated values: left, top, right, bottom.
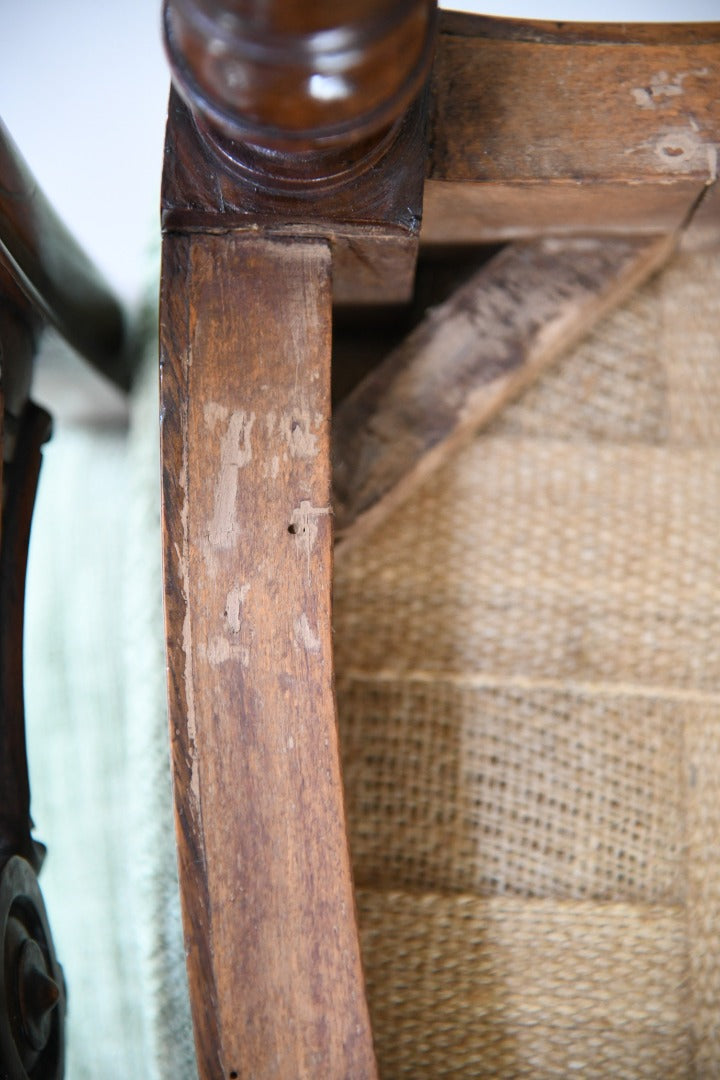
357, 891, 690, 1080
335, 251, 720, 1077
685, 711, 720, 1073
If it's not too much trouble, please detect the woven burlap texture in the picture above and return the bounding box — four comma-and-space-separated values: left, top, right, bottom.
334, 250, 720, 1078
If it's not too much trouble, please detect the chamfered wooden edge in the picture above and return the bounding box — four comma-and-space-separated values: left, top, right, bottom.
159, 232, 224, 1080
160, 232, 377, 1079
333, 232, 675, 555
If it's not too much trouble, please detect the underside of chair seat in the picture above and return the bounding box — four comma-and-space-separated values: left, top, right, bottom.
334, 248, 720, 1077
23, 246, 720, 1080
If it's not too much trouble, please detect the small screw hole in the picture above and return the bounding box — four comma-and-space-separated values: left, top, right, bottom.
230, 1072, 238, 1079
288, 523, 297, 534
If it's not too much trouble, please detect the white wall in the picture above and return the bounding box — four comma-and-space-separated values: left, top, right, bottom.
1, 0, 168, 307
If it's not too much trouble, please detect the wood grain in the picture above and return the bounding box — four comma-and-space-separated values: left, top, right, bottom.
333, 234, 674, 552
162, 87, 427, 304
160, 233, 377, 1080
422, 15, 720, 242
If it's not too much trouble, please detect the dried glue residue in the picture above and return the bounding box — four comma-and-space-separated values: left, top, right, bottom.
653, 128, 707, 172
631, 68, 710, 110
625, 124, 717, 179
205, 584, 253, 668
294, 612, 321, 653
282, 408, 320, 460
207, 408, 256, 547
289, 500, 331, 577
204, 401, 228, 428
207, 635, 249, 668
225, 583, 249, 634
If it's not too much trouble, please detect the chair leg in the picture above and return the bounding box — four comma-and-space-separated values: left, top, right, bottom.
0, 342, 66, 1078
160, 232, 377, 1080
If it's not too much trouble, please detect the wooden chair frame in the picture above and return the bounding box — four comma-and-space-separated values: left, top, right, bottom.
2, 5, 718, 1078
159, 7, 720, 1078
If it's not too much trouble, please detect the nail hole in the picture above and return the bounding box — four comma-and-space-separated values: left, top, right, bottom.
230, 1072, 238, 1079
288, 523, 297, 534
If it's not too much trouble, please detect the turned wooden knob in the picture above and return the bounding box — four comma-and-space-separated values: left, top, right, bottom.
0, 858, 65, 1079
164, 0, 437, 179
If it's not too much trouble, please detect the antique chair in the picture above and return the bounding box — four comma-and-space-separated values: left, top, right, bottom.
158, 3, 720, 1078
2, 2, 719, 1077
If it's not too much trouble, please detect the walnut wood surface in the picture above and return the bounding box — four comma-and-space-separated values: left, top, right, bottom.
160, 233, 377, 1080
164, 0, 436, 155
162, 86, 427, 304
333, 234, 674, 552
422, 14, 720, 242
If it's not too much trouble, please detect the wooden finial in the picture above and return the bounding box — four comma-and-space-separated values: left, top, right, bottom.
163, 0, 437, 185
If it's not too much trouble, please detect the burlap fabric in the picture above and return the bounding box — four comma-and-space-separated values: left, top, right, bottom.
334, 249, 720, 1078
